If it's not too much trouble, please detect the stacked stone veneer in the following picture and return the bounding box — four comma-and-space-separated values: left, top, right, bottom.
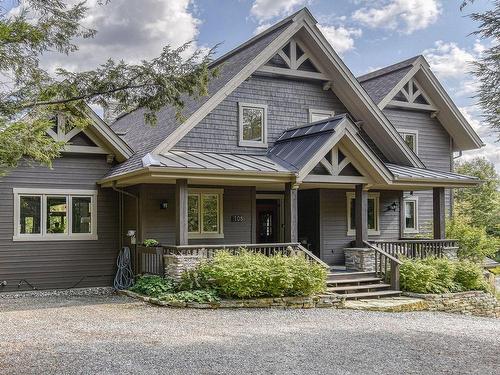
344, 248, 375, 272
404, 291, 500, 318
163, 254, 205, 281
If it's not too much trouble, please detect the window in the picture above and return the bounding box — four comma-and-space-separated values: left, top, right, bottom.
346, 192, 380, 236
13, 188, 97, 241
188, 189, 223, 238
399, 130, 418, 154
308, 109, 335, 123
404, 198, 418, 233
238, 103, 267, 147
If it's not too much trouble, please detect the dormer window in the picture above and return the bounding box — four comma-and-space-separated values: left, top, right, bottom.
399, 129, 418, 154
239, 103, 267, 148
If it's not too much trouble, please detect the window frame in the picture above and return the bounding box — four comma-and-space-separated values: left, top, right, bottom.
238, 102, 268, 148
308, 108, 335, 123
188, 188, 224, 239
399, 129, 418, 154
403, 196, 419, 234
13, 188, 98, 241
346, 192, 380, 236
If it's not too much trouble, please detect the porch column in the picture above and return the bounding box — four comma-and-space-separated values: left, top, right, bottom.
284, 182, 298, 243
355, 184, 368, 248
175, 179, 188, 245
433, 187, 446, 239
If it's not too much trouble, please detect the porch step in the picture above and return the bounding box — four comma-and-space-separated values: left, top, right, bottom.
327, 271, 376, 281
327, 277, 382, 286
327, 283, 391, 293
342, 290, 402, 300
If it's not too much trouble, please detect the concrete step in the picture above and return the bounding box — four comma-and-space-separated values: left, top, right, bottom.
327, 271, 377, 281
327, 283, 391, 293
342, 290, 401, 300
327, 277, 382, 286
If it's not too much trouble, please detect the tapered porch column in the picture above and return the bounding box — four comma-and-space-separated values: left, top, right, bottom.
284, 182, 298, 243
175, 179, 188, 245
355, 184, 368, 248
433, 187, 446, 239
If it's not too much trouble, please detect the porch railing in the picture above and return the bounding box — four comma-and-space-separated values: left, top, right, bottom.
132, 242, 329, 276
369, 239, 458, 259
364, 241, 402, 291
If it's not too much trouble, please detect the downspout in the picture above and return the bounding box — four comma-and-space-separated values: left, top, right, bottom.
112, 182, 139, 248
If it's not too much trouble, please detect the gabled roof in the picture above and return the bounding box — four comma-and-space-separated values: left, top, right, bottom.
357, 55, 483, 151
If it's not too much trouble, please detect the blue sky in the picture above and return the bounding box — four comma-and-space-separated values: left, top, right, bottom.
6, 0, 498, 170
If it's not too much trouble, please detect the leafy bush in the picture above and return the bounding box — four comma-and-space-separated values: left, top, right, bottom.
142, 239, 160, 247
129, 275, 175, 297
454, 261, 489, 292
447, 217, 499, 262
180, 250, 326, 299
490, 266, 500, 275
159, 290, 219, 303
400, 257, 489, 294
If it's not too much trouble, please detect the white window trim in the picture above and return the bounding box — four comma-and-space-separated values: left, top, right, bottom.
346, 192, 380, 236
238, 102, 268, 148
188, 188, 224, 239
403, 196, 419, 234
399, 129, 418, 154
308, 108, 335, 123
13, 188, 98, 241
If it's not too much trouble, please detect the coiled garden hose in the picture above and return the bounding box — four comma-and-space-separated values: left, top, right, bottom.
113, 247, 134, 290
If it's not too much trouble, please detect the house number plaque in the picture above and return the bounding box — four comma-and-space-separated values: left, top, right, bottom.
231, 215, 245, 222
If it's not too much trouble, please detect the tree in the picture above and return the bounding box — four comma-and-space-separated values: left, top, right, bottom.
454, 157, 500, 237
0, 0, 216, 174
461, 0, 500, 139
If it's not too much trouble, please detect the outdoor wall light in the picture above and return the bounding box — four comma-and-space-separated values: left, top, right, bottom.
160, 201, 168, 209
386, 201, 398, 212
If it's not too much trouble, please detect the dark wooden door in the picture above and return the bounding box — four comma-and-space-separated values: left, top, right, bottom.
256, 200, 279, 243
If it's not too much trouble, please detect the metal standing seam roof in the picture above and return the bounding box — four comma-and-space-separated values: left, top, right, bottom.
143, 151, 291, 173
268, 115, 347, 171
386, 163, 478, 181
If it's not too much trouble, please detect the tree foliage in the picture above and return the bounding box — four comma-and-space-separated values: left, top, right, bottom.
454, 157, 500, 236
0, 0, 216, 174
461, 0, 500, 138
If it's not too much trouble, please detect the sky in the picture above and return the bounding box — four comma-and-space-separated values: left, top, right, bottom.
6, 0, 499, 171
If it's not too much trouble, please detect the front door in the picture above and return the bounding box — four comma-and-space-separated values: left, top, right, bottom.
256, 199, 279, 243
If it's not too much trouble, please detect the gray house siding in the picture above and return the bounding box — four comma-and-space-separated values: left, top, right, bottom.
384, 108, 453, 234
0, 155, 119, 292
174, 74, 350, 154
319, 189, 400, 265
131, 184, 254, 246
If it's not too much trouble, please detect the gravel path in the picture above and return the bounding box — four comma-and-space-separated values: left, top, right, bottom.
0, 293, 499, 375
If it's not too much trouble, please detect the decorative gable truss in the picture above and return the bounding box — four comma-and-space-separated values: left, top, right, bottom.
256, 38, 328, 81
47, 114, 115, 162
388, 78, 437, 113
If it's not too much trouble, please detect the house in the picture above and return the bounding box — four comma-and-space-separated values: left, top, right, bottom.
0, 8, 482, 292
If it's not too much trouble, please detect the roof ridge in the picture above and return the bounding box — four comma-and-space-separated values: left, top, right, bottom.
357, 55, 422, 82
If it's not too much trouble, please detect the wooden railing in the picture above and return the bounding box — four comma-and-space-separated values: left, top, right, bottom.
364, 241, 403, 291
132, 242, 329, 276
369, 239, 458, 259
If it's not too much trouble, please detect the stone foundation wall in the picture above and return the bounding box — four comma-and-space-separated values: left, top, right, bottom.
404, 291, 499, 318
163, 254, 204, 281
442, 246, 458, 260
344, 248, 375, 272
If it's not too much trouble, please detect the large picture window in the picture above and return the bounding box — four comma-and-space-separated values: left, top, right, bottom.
188, 189, 223, 239
404, 197, 418, 233
13, 188, 97, 241
346, 192, 380, 236
238, 103, 267, 147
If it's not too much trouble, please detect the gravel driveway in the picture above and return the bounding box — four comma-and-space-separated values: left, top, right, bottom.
0, 293, 499, 375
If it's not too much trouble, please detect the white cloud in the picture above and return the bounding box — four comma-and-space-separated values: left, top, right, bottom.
250, 0, 307, 22
423, 41, 476, 78
38, 0, 202, 72
352, 0, 441, 34
318, 25, 362, 55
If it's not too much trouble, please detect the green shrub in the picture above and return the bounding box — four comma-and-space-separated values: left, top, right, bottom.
180, 250, 326, 299
490, 266, 500, 275
129, 275, 175, 297
159, 290, 219, 303
400, 257, 489, 294
142, 239, 160, 247
447, 217, 499, 262
454, 261, 490, 292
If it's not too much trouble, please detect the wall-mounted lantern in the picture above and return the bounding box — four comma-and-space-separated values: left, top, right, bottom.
160, 201, 168, 209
